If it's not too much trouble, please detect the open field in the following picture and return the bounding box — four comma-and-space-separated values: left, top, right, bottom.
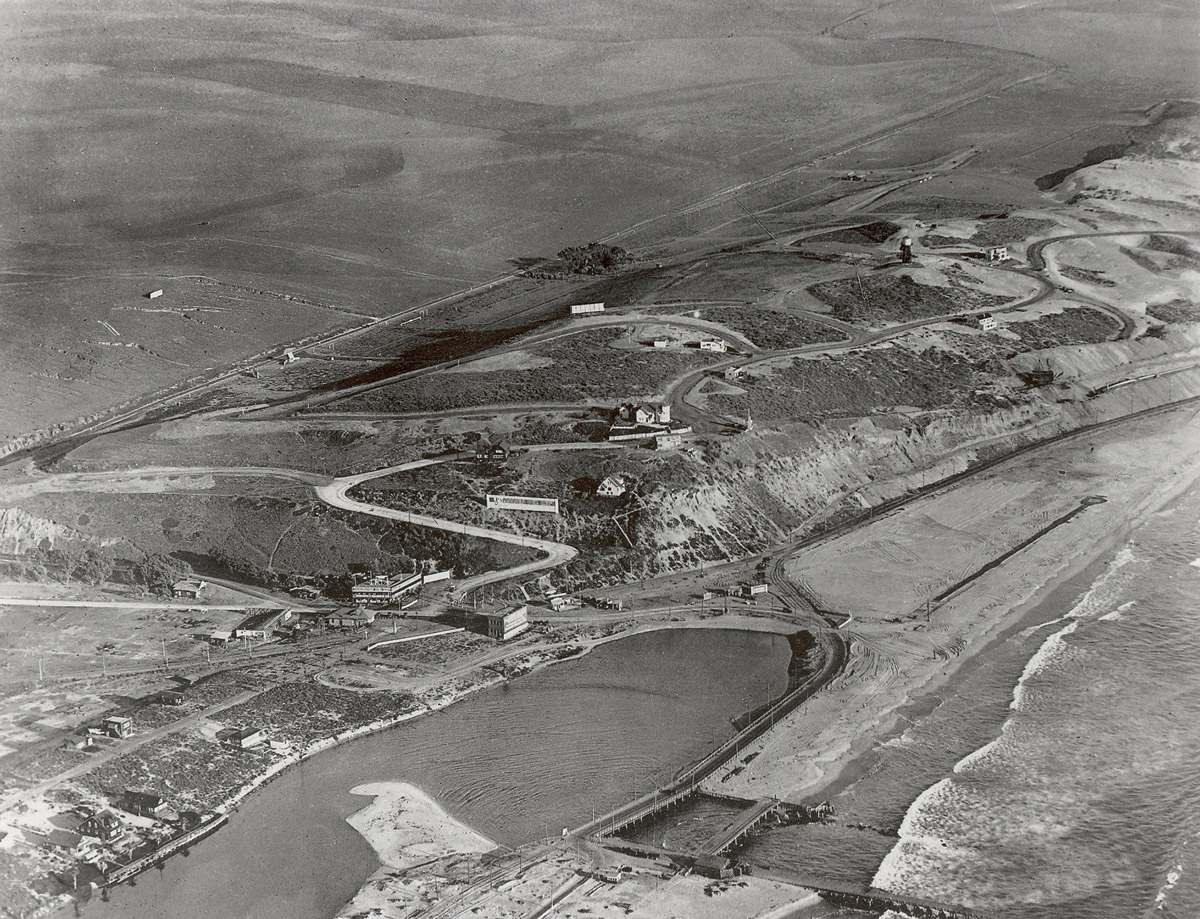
3, 0, 1070, 444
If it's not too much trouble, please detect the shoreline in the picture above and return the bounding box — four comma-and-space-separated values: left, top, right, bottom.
707, 403, 1200, 809
44, 409, 1200, 917
344, 782, 497, 872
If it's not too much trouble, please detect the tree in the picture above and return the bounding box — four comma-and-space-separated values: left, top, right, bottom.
138, 553, 188, 597
78, 548, 114, 587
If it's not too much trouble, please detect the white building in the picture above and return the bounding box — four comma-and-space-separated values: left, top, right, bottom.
972, 313, 998, 331
596, 475, 627, 498
481, 605, 529, 640
634, 403, 671, 425
699, 339, 728, 353
569, 302, 605, 316
353, 572, 422, 606
986, 246, 1009, 262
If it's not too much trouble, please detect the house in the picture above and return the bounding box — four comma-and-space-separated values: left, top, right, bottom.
972, 313, 998, 331
159, 690, 185, 706
122, 791, 176, 821
548, 595, 582, 612
596, 475, 627, 498
480, 605, 529, 641
80, 811, 124, 844
474, 435, 514, 463
743, 583, 770, 597
724, 366, 745, 381
233, 608, 294, 642
209, 629, 232, 646
324, 607, 377, 629
171, 579, 207, 599
654, 433, 683, 450
699, 339, 728, 353
225, 727, 266, 749
352, 572, 422, 607
634, 403, 671, 425
288, 585, 321, 600
653, 339, 669, 349
693, 855, 734, 879
147, 289, 163, 300
986, 245, 1009, 262
103, 716, 133, 739
281, 350, 297, 364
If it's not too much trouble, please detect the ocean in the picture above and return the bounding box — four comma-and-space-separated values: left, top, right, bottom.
873, 482, 1200, 918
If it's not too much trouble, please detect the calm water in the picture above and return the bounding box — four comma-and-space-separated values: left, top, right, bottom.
748, 482, 1200, 919
75, 627, 792, 919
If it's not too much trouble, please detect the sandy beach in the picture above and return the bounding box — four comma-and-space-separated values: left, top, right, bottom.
708, 402, 1200, 805
345, 781, 497, 871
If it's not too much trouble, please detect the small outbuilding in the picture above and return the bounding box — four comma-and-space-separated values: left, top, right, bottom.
654, 433, 682, 450
171, 579, 207, 599
103, 716, 133, 739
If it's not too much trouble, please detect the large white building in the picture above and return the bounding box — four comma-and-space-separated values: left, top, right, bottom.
352, 572, 422, 606
481, 605, 529, 640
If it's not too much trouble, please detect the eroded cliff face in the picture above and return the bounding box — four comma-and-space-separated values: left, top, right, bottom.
0, 507, 88, 554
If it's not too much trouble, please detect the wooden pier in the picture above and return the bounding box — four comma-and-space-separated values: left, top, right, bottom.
698, 797, 780, 855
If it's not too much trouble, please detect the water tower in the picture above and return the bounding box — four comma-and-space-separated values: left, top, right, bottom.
900, 236, 913, 263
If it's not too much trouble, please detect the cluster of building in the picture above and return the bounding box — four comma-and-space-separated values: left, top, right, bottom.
608, 402, 691, 450
702, 582, 770, 602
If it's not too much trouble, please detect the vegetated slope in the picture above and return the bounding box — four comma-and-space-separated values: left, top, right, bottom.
1148, 299, 1200, 325
1003, 308, 1121, 352
807, 221, 902, 245
807, 274, 1009, 324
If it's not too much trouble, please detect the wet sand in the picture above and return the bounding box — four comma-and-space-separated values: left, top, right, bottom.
709, 403, 1200, 805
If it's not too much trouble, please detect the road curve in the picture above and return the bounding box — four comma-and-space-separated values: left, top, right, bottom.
315, 457, 578, 598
